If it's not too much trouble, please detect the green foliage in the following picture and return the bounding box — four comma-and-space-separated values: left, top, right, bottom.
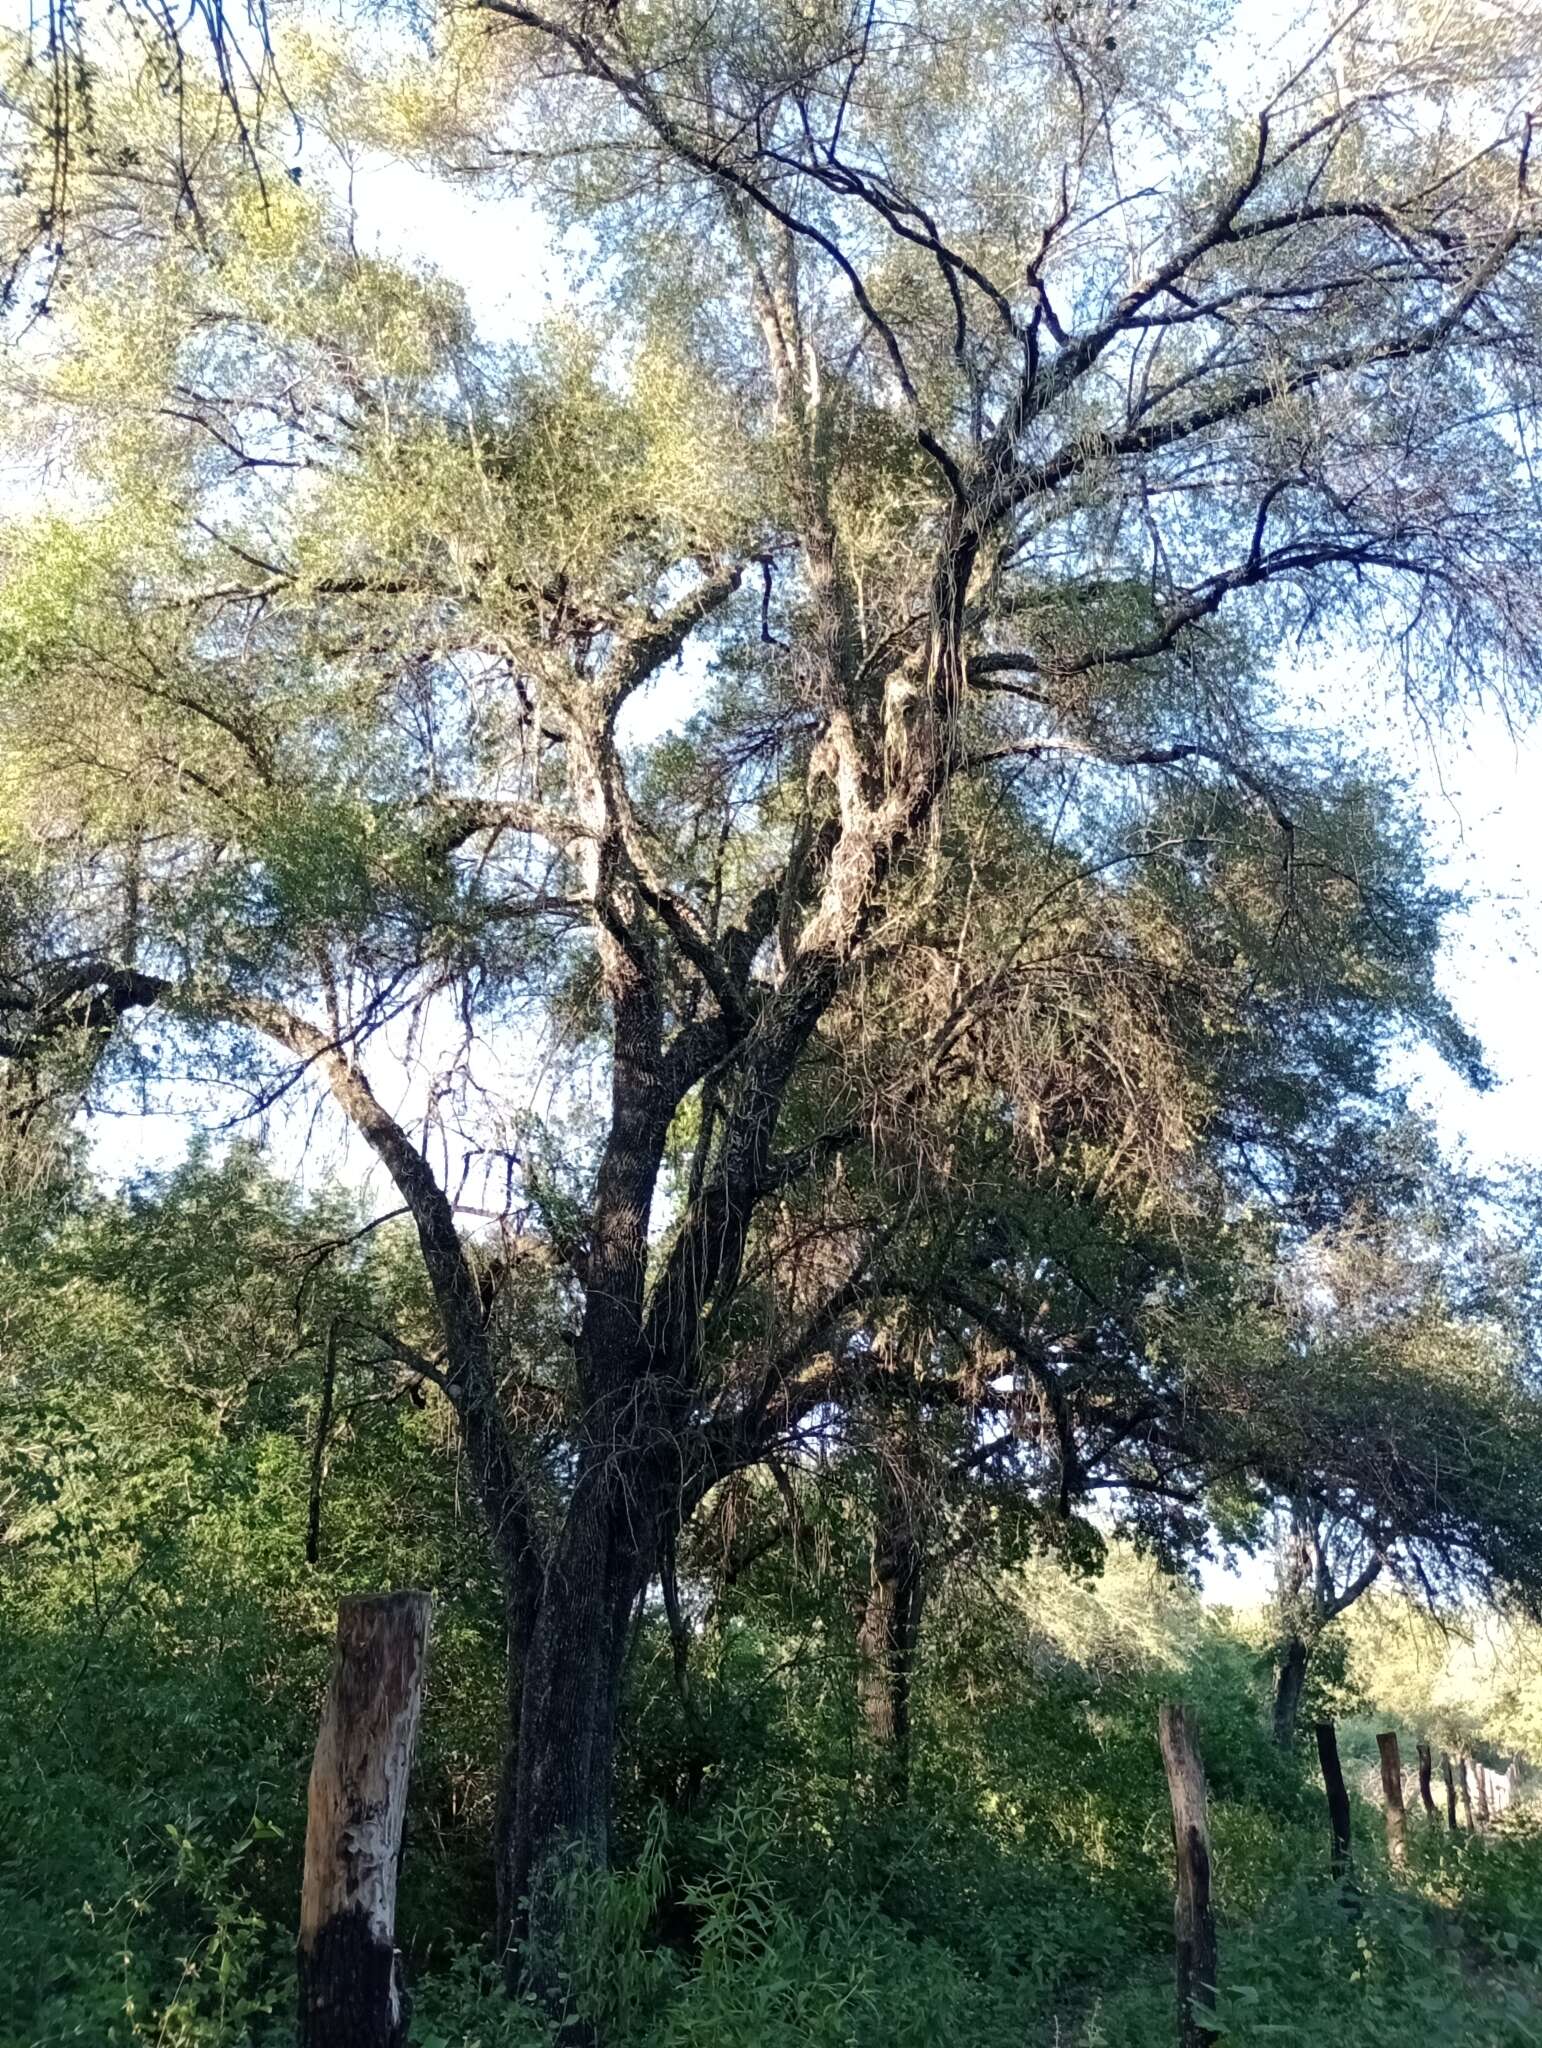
8, 1140, 1533, 2048
0, 1150, 504, 2045
6, 1167, 1542, 2048
6, 9, 1542, 2045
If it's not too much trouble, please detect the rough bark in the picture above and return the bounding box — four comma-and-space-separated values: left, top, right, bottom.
1441, 1751, 1460, 1831
1474, 1758, 1492, 1825
1159, 1703, 1218, 2048
1416, 1742, 1436, 1818
298, 1592, 433, 2048
1457, 1753, 1476, 1831
1315, 1721, 1352, 1879
497, 1467, 651, 1999
1377, 1731, 1407, 1869
1271, 1633, 1309, 1748
856, 1443, 928, 1801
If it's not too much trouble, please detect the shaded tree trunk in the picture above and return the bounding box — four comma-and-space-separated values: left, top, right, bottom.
1474, 1758, 1492, 1826
1315, 1721, 1352, 1880
1377, 1731, 1407, 1868
495, 1464, 655, 2007
298, 1593, 433, 2048
1272, 1633, 1310, 1747
1441, 1751, 1460, 1831
1159, 1704, 1218, 2048
856, 1441, 928, 1800
1457, 1753, 1475, 1831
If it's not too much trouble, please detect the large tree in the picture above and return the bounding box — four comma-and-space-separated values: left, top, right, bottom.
4, 0, 1542, 1999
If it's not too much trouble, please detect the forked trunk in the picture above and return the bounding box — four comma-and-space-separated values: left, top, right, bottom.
1271, 1633, 1309, 1747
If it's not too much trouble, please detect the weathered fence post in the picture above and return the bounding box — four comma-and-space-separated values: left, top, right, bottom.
1377, 1731, 1408, 1868
1315, 1721, 1352, 1879
298, 1591, 433, 2048
1416, 1742, 1436, 1818
1457, 1753, 1475, 1832
1159, 1703, 1218, 2047
1474, 1759, 1492, 1826
1441, 1751, 1459, 1831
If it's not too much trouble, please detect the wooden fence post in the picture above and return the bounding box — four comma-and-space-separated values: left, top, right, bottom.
298, 1591, 433, 2048
1457, 1753, 1475, 1832
1441, 1751, 1459, 1831
1159, 1704, 1218, 2048
1377, 1731, 1407, 1868
1315, 1721, 1352, 1879
1416, 1742, 1436, 1818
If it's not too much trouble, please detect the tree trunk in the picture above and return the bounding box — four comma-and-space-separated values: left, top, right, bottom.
1315, 1721, 1352, 1879
496, 1468, 649, 2013
1377, 1731, 1407, 1869
1272, 1633, 1310, 1748
298, 1592, 433, 2048
856, 1448, 927, 1800
1416, 1742, 1436, 1817
1441, 1752, 1460, 1831
1457, 1753, 1475, 1831
1473, 1758, 1492, 1826
1159, 1703, 1218, 2048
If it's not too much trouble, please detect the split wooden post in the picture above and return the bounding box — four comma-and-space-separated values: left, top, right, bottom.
1315, 1721, 1353, 1879
1159, 1703, 1218, 2048
1416, 1742, 1436, 1818
1377, 1731, 1408, 1868
298, 1591, 433, 2048
1457, 1753, 1475, 1832
1441, 1751, 1459, 1831
1474, 1760, 1492, 1827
